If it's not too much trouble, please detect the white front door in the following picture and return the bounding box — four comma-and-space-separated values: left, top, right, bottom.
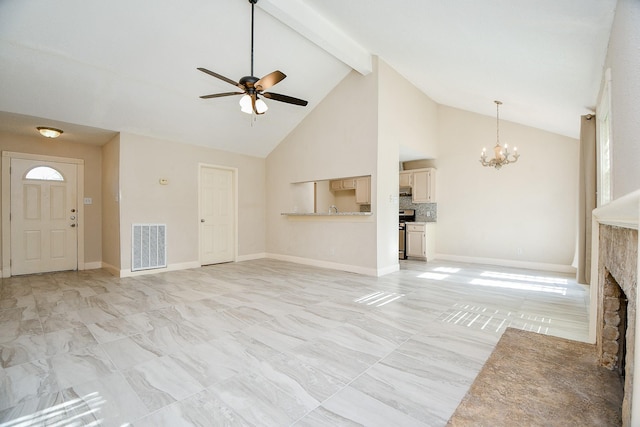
10, 158, 78, 275
199, 165, 235, 265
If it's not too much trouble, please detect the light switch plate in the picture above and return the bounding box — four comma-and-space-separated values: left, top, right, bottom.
84, 197, 92, 205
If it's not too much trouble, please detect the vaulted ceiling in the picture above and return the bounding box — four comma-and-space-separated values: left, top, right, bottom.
0, 0, 617, 159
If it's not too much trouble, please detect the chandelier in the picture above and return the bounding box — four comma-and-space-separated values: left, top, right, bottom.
480, 100, 519, 169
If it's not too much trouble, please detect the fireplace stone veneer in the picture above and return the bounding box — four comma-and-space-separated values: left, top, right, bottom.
597, 225, 637, 426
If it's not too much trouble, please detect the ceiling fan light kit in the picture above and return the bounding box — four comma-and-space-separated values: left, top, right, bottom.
198, 0, 307, 116
479, 100, 520, 169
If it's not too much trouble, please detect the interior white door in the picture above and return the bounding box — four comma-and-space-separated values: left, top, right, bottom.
199, 166, 235, 265
10, 159, 78, 275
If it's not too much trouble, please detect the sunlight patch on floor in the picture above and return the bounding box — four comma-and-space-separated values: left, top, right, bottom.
417, 272, 450, 280
433, 267, 461, 274
480, 271, 569, 285
470, 278, 567, 295
354, 291, 405, 307
3, 392, 107, 427
439, 303, 551, 334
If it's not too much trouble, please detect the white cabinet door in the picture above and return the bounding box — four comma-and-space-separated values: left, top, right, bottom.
342, 179, 356, 190
399, 171, 412, 187
355, 177, 370, 204
406, 224, 426, 258
412, 170, 429, 203
412, 168, 436, 203
406, 230, 425, 258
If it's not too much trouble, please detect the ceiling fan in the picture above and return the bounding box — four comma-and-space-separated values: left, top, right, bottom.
198, 0, 308, 115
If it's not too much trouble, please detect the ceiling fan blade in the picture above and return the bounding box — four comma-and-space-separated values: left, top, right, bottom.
262, 92, 308, 106
200, 91, 244, 99
197, 68, 243, 89
255, 71, 286, 91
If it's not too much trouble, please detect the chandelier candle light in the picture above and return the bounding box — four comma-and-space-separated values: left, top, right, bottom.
480, 100, 520, 169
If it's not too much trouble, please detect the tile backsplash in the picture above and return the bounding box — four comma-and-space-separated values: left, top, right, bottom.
399, 197, 437, 222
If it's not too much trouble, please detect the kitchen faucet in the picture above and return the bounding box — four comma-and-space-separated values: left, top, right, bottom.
329, 205, 338, 214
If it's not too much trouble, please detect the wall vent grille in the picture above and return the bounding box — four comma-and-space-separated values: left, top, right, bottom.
131, 224, 166, 271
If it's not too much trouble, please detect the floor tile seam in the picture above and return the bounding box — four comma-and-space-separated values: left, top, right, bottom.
208, 364, 322, 426
116, 356, 197, 417
288, 329, 424, 425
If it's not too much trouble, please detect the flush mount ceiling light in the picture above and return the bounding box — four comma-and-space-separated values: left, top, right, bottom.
480, 101, 520, 169
197, 0, 307, 116
36, 127, 63, 138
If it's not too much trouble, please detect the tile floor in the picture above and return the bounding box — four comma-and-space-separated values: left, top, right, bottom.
0, 259, 590, 426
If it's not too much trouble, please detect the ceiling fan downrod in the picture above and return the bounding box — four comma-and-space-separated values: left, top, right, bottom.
249, 0, 258, 78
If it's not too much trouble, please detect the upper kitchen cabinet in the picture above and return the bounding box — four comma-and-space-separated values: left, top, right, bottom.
412, 168, 436, 203
399, 171, 412, 187
330, 178, 356, 191
355, 176, 371, 205
329, 175, 372, 207
400, 168, 436, 203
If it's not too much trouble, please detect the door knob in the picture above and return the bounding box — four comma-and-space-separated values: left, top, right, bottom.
70, 224, 76, 227
71, 209, 76, 213
70, 216, 76, 220
200, 219, 205, 223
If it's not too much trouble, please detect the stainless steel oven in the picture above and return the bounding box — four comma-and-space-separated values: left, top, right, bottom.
399, 209, 415, 259
399, 222, 406, 259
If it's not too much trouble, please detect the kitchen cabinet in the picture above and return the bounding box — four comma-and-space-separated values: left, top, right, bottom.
399, 171, 412, 187
406, 223, 435, 260
406, 168, 436, 203
398, 168, 436, 202
355, 176, 370, 204
330, 178, 356, 191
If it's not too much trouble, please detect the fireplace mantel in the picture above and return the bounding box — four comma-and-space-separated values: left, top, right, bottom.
590, 189, 640, 426
592, 189, 640, 231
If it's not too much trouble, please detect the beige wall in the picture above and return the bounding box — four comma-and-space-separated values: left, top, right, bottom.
378, 61, 439, 160
265, 58, 440, 275
603, 0, 640, 199
435, 105, 579, 269
266, 63, 379, 274
0, 133, 103, 266
378, 60, 439, 271
118, 132, 266, 272
101, 134, 120, 271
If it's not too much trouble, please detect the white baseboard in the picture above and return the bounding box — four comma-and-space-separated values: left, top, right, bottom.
236, 253, 267, 262
118, 261, 201, 278
377, 263, 400, 276
82, 261, 103, 270
434, 253, 577, 274
101, 262, 120, 277
266, 253, 380, 276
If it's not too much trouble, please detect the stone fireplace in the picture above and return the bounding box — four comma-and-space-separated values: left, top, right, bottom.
591, 191, 640, 427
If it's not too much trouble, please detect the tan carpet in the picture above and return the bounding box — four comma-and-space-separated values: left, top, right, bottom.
447, 328, 623, 427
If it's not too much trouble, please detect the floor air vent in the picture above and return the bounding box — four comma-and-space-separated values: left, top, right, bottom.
132, 224, 167, 271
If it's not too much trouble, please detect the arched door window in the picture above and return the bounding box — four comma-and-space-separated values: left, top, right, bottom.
24, 166, 65, 181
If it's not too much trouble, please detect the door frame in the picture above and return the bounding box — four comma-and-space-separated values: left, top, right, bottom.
197, 163, 238, 266
2, 151, 85, 277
